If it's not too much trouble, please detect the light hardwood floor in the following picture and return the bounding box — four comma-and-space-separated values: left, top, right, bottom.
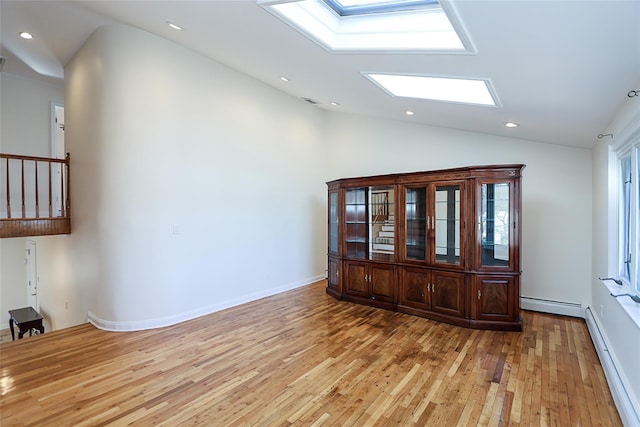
0, 281, 621, 426
0, 327, 13, 343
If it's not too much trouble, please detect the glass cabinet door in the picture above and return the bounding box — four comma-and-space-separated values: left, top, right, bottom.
405, 183, 463, 267
328, 191, 339, 256
345, 188, 368, 259
480, 182, 511, 268
405, 187, 427, 261
434, 184, 461, 266
369, 185, 395, 262
345, 186, 395, 261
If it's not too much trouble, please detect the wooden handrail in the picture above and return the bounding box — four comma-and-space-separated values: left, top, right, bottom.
0, 153, 69, 163
1, 153, 70, 220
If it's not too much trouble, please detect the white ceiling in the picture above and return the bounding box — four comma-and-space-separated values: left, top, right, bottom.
1, 0, 639, 149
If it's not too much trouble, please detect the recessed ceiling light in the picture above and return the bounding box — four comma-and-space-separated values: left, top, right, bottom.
19, 32, 33, 40
330, 101, 340, 106
505, 122, 519, 128
280, 76, 290, 82
405, 110, 415, 116
167, 22, 182, 30
365, 73, 498, 106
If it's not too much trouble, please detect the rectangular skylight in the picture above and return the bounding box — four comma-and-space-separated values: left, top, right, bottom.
259, 0, 472, 52
336, 0, 420, 6
364, 74, 498, 106
325, 0, 438, 16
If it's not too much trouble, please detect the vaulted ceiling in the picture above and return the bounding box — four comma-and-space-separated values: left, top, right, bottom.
1, 0, 639, 149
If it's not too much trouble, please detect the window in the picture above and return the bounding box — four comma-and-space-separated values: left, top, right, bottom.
619, 154, 631, 282
636, 153, 640, 293
614, 145, 640, 296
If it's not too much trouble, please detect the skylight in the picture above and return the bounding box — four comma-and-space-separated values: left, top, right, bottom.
365, 73, 498, 106
258, 0, 473, 52
323, 0, 438, 16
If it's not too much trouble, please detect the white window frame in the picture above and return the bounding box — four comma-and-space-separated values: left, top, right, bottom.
611, 124, 640, 298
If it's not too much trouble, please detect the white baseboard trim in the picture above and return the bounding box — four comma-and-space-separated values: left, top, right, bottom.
585, 307, 640, 427
88, 274, 325, 332
520, 296, 583, 318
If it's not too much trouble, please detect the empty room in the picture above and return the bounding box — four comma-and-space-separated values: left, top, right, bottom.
1, 1, 639, 425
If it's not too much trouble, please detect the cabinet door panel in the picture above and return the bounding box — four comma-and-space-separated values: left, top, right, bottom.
328, 191, 339, 256
399, 268, 429, 309
477, 180, 516, 271
345, 188, 368, 260
433, 183, 463, 267
370, 186, 395, 262
328, 257, 340, 290
431, 271, 465, 318
475, 275, 515, 321
346, 263, 368, 297
370, 265, 394, 302
405, 187, 427, 261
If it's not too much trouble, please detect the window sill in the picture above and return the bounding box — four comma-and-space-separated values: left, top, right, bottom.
600, 280, 640, 329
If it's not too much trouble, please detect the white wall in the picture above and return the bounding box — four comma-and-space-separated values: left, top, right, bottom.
0, 238, 28, 330
0, 73, 63, 157
0, 72, 64, 330
591, 95, 640, 419
63, 24, 327, 330
325, 112, 593, 311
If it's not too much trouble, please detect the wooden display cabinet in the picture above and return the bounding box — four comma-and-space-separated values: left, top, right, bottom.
327, 165, 524, 331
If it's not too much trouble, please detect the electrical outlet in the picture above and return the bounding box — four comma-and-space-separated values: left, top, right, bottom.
65, 301, 69, 310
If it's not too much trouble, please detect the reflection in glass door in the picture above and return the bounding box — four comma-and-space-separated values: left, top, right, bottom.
405, 188, 426, 260
369, 186, 394, 262
345, 188, 368, 259
329, 191, 339, 255
481, 183, 510, 267
434, 184, 461, 265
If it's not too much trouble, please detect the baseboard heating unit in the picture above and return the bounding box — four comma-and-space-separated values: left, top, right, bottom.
584, 307, 640, 426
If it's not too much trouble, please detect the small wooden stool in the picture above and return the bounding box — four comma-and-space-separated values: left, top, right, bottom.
8, 307, 44, 340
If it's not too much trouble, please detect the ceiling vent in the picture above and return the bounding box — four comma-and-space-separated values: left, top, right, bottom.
301, 97, 320, 105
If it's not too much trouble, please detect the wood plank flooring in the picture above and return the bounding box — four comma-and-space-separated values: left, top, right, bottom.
0, 327, 14, 343
0, 281, 621, 426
